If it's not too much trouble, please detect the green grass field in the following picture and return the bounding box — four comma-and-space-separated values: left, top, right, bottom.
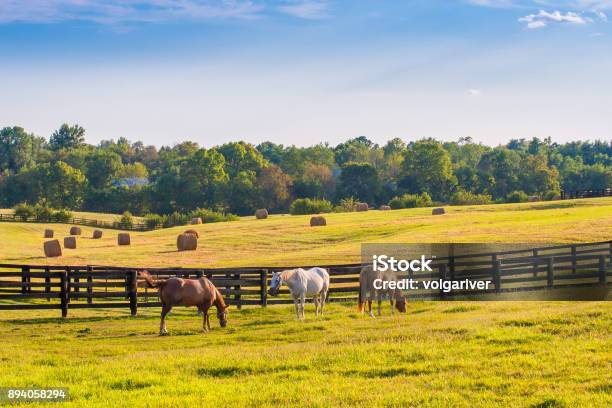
1, 199, 610, 407
1, 197, 611, 267
0, 302, 610, 407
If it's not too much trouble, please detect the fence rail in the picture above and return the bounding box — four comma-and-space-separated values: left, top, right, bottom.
0, 213, 157, 231
0, 241, 610, 317
560, 188, 612, 199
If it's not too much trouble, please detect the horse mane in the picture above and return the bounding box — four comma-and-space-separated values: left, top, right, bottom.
279, 269, 297, 282
214, 287, 227, 310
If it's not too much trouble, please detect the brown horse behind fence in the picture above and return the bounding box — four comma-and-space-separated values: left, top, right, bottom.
138, 271, 229, 335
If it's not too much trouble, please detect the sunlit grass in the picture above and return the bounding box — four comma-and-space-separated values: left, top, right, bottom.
0, 301, 610, 407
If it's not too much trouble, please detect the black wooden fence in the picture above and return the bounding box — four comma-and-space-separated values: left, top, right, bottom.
0, 241, 610, 317
0, 213, 157, 231
560, 188, 612, 200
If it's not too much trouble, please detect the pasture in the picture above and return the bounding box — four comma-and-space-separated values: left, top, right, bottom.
1, 197, 612, 267
0, 302, 610, 407
0, 198, 610, 407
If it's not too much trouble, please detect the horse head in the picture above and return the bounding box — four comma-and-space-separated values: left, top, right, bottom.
268, 271, 283, 296
217, 305, 229, 327
395, 292, 407, 313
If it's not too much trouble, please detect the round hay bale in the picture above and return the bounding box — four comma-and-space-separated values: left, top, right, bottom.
70, 226, 82, 235
432, 208, 446, 215
310, 216, 327, 227
255, 209, 268, 219
92, 230, 103, 239
64, 236, 77, 249
118, 233, 131, 246
379, 205, 391, 211
44, 229, 54, 238
177, 233, 198, 251
356, 203, 369, 212
183, 229, 200, 239
191, 217, 203, 225
44, 239, 62, 257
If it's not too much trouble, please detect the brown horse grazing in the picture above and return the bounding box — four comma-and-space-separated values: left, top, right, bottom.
358, 265, 407, 317
138, 271, 228, 335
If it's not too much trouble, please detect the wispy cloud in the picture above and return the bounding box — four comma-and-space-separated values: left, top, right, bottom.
277, 1, 330, 19
518, 10, 591, 29
0, 0, 265, 24
467, 88, 482, 96
468, 0, 612, 10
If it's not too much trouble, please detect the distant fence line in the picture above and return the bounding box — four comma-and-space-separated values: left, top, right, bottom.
0, 213, 157, 231
560, 188, 612, 200
0, 241, 610, 317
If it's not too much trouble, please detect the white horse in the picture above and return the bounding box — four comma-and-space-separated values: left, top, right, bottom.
268, 267, 330, 319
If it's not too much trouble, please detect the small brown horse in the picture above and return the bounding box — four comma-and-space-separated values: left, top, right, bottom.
138, 271, 229, 335
358, 265, 407, 317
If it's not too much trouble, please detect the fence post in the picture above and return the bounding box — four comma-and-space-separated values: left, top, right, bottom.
260, 269, 268, 307
21, 266, 30, 294
60, 269, 69, 318
448, 244, 456, 280
234, 272, 242, 310
532, 249, 539, 278
127, 270, 138, 316
73, 267, 80, 298
439, 264, 447, 299
86, 266, 93, 304
45, 266, 51, 302
546, 257, 554, 288
599, 255, 607, 285
492, 257, 501, 293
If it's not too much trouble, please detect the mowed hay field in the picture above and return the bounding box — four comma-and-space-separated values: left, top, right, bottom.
0, 302, 610, 407
1, 198, 612, 267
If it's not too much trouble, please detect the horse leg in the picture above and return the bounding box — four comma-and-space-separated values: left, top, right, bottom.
301, 295, 306, 319
368, 299, 375, 318
320, 291, 326, 316
160, 304, 171, 335
377, 294, 382, 316
293, 297, 300, 320
313, 296, 319, 317
390, 295, 395, 315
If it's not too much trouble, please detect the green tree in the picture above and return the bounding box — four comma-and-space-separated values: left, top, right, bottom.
0, 127, 38, 173
337, 162, 380, 204
85, 150, 123, 189
49, 124, 86, 150
399, 140, 456, 200
256, 165, 293, 211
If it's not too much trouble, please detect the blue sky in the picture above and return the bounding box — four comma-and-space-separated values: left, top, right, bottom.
0, 0, 610, 147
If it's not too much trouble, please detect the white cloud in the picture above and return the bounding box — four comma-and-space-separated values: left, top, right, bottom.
277, 1, 329, 19
467, 89, 482, 96
518, 10, 592, 29
0, 0, 264, 24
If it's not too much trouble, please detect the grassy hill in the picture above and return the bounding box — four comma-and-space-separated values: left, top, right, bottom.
1, 197, 611, 267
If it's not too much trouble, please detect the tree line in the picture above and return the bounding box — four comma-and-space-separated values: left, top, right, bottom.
0, 124, 610, 216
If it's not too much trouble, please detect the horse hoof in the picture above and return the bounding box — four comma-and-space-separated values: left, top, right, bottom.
159, 332, 170, 336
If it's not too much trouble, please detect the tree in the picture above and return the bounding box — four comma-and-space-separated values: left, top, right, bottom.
476, 147, 521, 198
49, 124, 86, 150
20, 161, 87, 208
399, 140, 456, 200
337, 162, 380, 204
293, 163, 336, 200
0, 126, 37, 173
334, 136, 374, 166
256, 165, 293, 211
85, 150, 123, 189
216, 141, 268, 178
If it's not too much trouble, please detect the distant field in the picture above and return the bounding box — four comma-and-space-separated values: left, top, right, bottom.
0, 198, 611, 267
0, 301, 609, 407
